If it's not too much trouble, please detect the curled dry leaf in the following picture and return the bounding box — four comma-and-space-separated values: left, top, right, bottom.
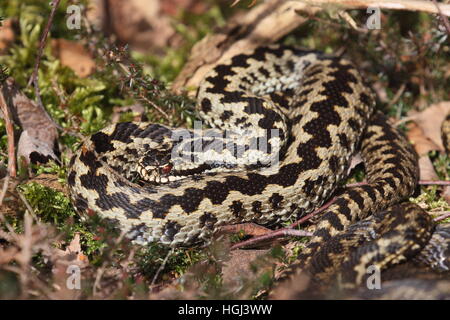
1, 78, 59, 166
406, 101, 450, 205
407, 101, 450, 152
406, 121, 440, 156
51, 39, 96, 78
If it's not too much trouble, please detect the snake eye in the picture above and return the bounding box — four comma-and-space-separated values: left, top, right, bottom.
161, 164, 173, 175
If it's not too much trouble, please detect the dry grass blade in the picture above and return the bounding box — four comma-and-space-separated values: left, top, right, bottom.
0, 88, 16, 177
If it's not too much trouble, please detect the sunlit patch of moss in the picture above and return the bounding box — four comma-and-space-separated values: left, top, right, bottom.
17, 180, 109, 256
410, 186, 450, 213
19, 182, 76, 225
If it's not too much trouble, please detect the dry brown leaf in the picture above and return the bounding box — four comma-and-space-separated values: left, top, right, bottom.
1, 78, 58, 166
51, 39, 95, 78
408, 101, 450, 152
53, 233, 89, 267
0, 18, 16, 54
406, 122, 440, 156
221, 249, 269, 287
418, 155, 439, 181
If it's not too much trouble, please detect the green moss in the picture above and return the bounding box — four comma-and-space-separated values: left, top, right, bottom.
19, 182, 76, 224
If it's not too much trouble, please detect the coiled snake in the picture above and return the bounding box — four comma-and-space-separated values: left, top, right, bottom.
67, 45, 450, 296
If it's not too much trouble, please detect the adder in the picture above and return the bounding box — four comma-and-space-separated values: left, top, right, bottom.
67, 45, 450, 296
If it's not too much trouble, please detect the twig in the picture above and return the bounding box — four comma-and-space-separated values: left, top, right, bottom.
0, 174, 10, 206
434, 211, 450, 222
346, 180, 450, 187
230, 229, 312, 250
16, 188, 38, 221
419, 180, 450, 186
26, 0, 63, 131
232, 0, 450, 15
229, 175, 450, 250
115, 63, 171, 121
388, 83, 406, 117
27, 0, 61, 88
430, 0, 450, 35
231, 0, 258, 7
150, 248, 174, 289
302, 0, 450, 16
0, 89, 16, 177
137, 93, 170, 121
93, 230, 127, 297
289, 197, 336, 229
18, 212, 33, 298
299, 10, 368, 32
230, 197, 336, 250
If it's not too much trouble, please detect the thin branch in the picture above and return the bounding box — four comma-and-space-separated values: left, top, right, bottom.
233, 0, 450, 16
150, 248, 174, 289
434, 211, 450, 222
388, 83, 406, 113
346, 180, 450, 187
26, 0, 63, 130
116, 63, 171, 121
0, 88, 16, 177
93, 230, 127, 297
289, 197, 336, 229
419, 180, 450, 186
16, 188, 38, 221
230, 197, 336, 250
430, 0, 450, 35
27, 0, 61, 88
230, 229, 312, 250
302, 0, 450, 16
137, 93, 170, 121
229, 175, 450, 250
0, 174, 10, 206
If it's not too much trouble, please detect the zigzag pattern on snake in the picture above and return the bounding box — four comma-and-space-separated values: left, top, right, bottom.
67, 45, 450, 294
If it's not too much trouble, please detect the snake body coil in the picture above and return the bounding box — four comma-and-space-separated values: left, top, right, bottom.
67, 45, 450, 293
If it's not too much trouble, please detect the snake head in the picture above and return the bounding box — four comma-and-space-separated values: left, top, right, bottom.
137, 150, 174, 183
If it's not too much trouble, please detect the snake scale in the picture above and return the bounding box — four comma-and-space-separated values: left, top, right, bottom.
67, 45, 450, 296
